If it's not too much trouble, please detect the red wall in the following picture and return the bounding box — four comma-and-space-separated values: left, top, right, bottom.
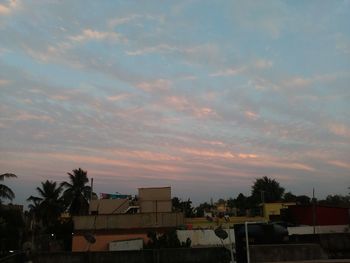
289, 205, 350, 226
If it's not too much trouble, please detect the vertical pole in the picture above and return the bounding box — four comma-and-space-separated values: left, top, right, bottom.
90, 178, 94, 201
228, 228, 235, 263
245, 222, 250, 263
261, 190, 265, 217
312, 188, 316, 234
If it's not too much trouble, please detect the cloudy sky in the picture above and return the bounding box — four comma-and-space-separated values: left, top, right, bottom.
1, 0, 350, 206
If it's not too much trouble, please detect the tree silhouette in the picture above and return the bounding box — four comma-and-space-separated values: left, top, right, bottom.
61, 168, 91, 216
27, 180, 64, 228
0, 173, 17, 203
251, 176, 285, 203
171, 197, 195, 217
283, 192, 297, 202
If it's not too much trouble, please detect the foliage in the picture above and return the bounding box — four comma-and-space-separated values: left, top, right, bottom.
195, 202, 214, 217
0, 173, 17, 203
61, 168, 91, 216
0, 205, 25, 254
145, 230, 191, 249
295, 195, 311, 205
318, 194, 350, 207
251, 176, 285, 203
283, 192, 297, 202
27, 180, 64, 229
172, 197, 195, 217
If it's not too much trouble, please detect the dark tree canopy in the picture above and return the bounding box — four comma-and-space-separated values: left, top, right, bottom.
195, 202, 214, 217
61, 168, 91, 216
318, 194, 350, 207
296, 195, 311, 205
27, 180, 64, 228
0, 173, 17, 203
283, 192, 297, 202
172, 197, 195, 218
251, 176, 285, 203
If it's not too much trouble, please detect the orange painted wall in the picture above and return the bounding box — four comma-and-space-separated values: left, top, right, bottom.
72, 233, 149, 251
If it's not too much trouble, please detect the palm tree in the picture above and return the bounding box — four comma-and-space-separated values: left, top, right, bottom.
0, 173, 17, 204
27, 180, 64, 228
61, 168, 91, 216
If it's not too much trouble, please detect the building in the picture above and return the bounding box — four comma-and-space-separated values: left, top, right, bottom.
138, 187, 172, 213
286, 204, 350, 226
261, 202, 296, 221
72, 186, 184, 251
89, 198, 131, 215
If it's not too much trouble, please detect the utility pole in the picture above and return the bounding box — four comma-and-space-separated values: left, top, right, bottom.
260, 190, 265, 217
90, 178, 94, 202
312, 188, 316, 234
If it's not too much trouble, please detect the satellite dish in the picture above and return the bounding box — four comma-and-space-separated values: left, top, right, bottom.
83, 232, 96, 244
214, 226, 228, 240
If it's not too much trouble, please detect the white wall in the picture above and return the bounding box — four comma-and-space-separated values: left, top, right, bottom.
288, 225, 350, 235
177, 229, 235, 247
109, 239, 143, 251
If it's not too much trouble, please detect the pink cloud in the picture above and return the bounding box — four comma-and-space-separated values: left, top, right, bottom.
0, 0, 18, 15
69, 29, 127, 43
210, 66, 246, 77
106, 94, 131, 102
136, 79, 171, 92
328, 123, 350, 138
328, 160, 350, 169
0, 79, 10, 86
181, 147, 236, 159
164, 95, 217, 119
14, 112, 54, 123
245, 111, 259, 120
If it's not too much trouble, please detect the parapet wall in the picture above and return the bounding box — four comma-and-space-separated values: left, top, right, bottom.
34, 247, 230, 263
250, 243, 328, 262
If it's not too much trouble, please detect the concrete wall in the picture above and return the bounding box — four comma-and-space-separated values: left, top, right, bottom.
138, 187, 171, 201
184, 216, 266, 229
73, 212, 184, 230
89, 199, 129, 214
109, 239, 143, 251
140, 200, 172, 213
72, 233, 150, 252
250, 243, 328, 262
288, 225, 350, 235
177, 229, 235, 247
139, 187, 172, 213
34, 247, 230, 263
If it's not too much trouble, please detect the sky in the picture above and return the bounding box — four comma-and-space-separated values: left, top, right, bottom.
1, 0, 350, 206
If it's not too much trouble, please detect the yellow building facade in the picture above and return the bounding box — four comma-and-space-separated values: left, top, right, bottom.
262, 202, 296, 221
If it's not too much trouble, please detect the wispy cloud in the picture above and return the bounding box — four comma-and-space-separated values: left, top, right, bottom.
12, 112, 54, 123
245, 111, 259, 120
136, 79, 171, 92
106, 93, 131, 102
328, 123, 350, 138
328, 160, 350, 170
0, 79, 10, 86
335, 33, 350, 55
0, 0, 18, 15
163, 95, 218, 119
126, 44, 179, 56
210, 59, 272, 77
109, 14, 164, 28
210, 66, 246, 77
109, 14, 142, 27
69, 29, 127, 43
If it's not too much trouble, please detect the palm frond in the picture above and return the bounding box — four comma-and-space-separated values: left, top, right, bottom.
0, 173, 17, 181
